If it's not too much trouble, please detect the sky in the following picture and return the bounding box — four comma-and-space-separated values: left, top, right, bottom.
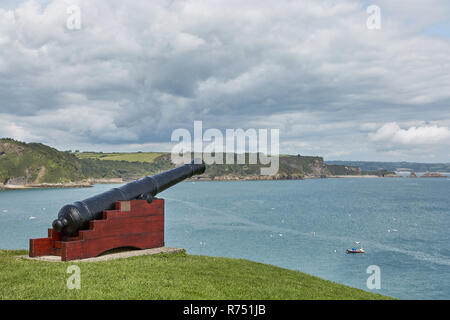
0, 0, 449, 162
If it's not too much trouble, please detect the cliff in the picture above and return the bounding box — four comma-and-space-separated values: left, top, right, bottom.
1, 138, 390, 189
0, 138, 85, 188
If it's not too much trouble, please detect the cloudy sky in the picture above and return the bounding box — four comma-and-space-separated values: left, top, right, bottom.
0, 0, 449, 162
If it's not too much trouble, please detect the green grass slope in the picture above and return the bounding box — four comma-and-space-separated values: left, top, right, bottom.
0, 250, 391, 300
79, 156, 174, 179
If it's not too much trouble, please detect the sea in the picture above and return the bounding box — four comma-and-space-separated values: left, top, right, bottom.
1, 176, 449, 299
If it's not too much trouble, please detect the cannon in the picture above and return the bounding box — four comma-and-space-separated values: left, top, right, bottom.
52, 160, 205, 237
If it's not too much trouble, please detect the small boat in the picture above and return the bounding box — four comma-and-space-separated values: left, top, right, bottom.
347, 241, 365, 253
347, 248, 365, 254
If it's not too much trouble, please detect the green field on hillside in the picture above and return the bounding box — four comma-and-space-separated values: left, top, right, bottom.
0, 250, 391, 300
75, 152, 165, 163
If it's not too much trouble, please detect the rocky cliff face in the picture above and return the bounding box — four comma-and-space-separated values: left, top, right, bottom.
421, 172, 448, 178
0, 141, 24, 156
309, 158, 328, 176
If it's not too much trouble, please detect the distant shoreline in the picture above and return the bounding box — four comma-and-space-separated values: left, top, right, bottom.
0, 178, 125, 190
0, 183, 93, 190
2, 173, 448, 190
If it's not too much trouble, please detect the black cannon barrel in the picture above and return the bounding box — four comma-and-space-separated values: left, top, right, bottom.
52, 160, 205, 236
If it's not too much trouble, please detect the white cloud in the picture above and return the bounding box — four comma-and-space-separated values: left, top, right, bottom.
0, 118, 37, 141
369, 122, 450, 146
372, 0, 450, 28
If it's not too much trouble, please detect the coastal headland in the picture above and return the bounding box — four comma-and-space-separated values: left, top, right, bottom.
3, 138, 448, 190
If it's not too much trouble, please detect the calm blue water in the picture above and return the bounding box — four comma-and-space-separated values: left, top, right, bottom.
1, 178, 449, 299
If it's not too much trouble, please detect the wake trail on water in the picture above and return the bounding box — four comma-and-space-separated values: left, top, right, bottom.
368, 242, 450, 267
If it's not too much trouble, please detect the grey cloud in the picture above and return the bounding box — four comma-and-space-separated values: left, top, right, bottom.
0, 0, 449, 161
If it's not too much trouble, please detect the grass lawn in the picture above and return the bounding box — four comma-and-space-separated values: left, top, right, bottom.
0, 250, 392, 300
75, 152, 165, 163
